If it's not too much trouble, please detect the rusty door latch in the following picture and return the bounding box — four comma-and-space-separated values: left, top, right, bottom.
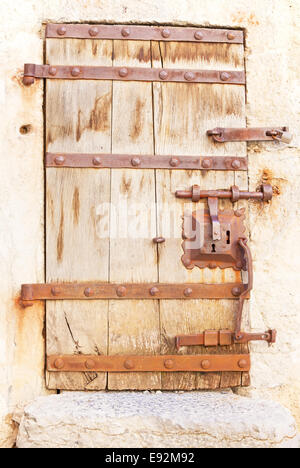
207, 127, 292, 144
176, 184, 272, 241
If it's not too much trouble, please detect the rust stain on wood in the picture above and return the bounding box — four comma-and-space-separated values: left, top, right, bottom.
57, 201, 64, 262
72, 187, 80, 224
76, 93, 111, 142
130, 98, 145, 141
121, 174, 132, 194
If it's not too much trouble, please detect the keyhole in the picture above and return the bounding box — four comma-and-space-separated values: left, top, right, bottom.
226, 230, 231, 245
211, 244, 216, 253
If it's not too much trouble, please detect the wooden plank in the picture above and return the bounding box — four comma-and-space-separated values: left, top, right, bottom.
46, 39, 113, 390
152, 40, 247, 389
108, 40, 161, 390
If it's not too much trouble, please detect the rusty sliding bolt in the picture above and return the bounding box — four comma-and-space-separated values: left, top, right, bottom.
176, 185, 272, 241
175, 329, 277, 349
175, 184, 273, 203
234, 238, 253, 340
207, 127, 292, 144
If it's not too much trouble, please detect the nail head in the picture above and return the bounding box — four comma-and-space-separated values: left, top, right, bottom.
194, 31, 204, 41
54, 358, 65, 370
201, 359, 211, 370
89, 27, 99, 37
117, 286, 127, 297
54, 156, 65, 166
159, 70, 168, 80
121, 27, 130, 37
119, 67, 128, 78
57, 26, 67, 36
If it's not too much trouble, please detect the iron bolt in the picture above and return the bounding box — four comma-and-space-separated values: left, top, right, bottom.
227, 32, 235, 40
54, 358, 65, 369
124, 359, 135, 369
164, 359, 174, 369
71, 67, 81, 77
184, 288, 193, 297
89, 27, 99, 37
57, 26, 67, 36
150, 287, 159, 296
51, 287, 61, 296
131, 157, 141, 166
93, 157, 102, 166
84, 288, 94, 297
220, 72, 231, 81
184, 72, 196, 81
23, 76, 35, 86
159, 70, 168, 80
235, 209, 244, 217
232, 287, 242, 297
194, 31, 204, 41
117, 286, 127, 297
201, 359, 211, 370
49, 67, 57, 76
161, 28, 171, 38
238, 359, 248, 369
121, 27, 130, 37
202, 158, 212, 169
232, 159, 241, 170
85, 359, 96, 369
119, 67, 129, 78
153, 237, 165, 244
209, 263, 217, 269
169, 157, 180, 167
54, 156, 65, 165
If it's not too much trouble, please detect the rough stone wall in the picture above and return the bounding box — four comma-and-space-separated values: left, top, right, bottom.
0, 0, 299, 447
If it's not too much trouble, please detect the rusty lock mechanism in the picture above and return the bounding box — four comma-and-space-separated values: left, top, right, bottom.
175, 184, 276, 347
207, 127, 292, 144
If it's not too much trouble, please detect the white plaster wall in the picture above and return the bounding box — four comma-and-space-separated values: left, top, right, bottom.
0, 0, 299, 447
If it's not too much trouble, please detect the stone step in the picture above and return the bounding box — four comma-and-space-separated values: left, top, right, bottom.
16, 391, 299, 448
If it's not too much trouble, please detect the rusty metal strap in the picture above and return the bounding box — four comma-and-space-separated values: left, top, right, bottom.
175, 329, 277, 348
46, 153, 248, 171
23, 64, 245, 85
47, 354, 250, 372
46, 24, 244, 44
21, 282, 249, 303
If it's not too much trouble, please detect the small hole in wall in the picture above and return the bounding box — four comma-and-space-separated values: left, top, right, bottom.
19, 124, 32, 135
211, 244, 216, 253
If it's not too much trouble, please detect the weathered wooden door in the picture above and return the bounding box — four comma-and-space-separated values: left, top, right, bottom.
45, 25, 248, 391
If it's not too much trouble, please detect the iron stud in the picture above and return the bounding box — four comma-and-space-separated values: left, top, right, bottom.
121, 27, 130, 37
161, 28, 171, 38
71, 67, 81, 77
84, 288, 94, 297
194, 31, 204, 41
131, 157, 141, 167
57, 26, 67, 36
169, 157, 180, 167
54, 358, 65, 369
184, 288, 193, 297
89, 27, 99, 37
220, 72, 231, 81
159, 70, 168, 80
202, 159, 212, 169
119, 67, 128, 78
117, 286, 127, 297
201, 359, 211, 370
164, 359, 174, 369
54, 156, 65, 166
150, 287, 159, 296
49, 67, 57, 76
227, 32, 235, 40
238, 359, 248, 369
232, 159, 241, 170
93, 157, 102, 166
124, 359, 135, 370
184, 72, 195, 81
85, 359, 96, 369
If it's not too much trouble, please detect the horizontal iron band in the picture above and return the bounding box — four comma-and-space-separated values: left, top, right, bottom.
24, 64, 245, 84
47, 354, 250, 372
46, 153, 248, 171
21, 282, 249, 301
46, 24, 244, 44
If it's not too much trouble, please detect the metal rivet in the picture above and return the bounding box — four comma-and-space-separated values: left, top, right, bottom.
84, 288, 94, 297
232, 159, 241, 170
89, 27, 99, 37
51, 287, 61, 296
49, 67, 57, 76
131, 157, 141, 167
159, 70, 168, 80
161, 28, 171, 38
194, 31, 204, 41
119, 67, 128, 78
150, 287, 159, 297
57, 26, 67, 36
117, 286, 127, 297
235, 209, 244, 218
232, 287, 242, 297
93, 157, 102, 166
164, 359, 174, 369
54, 358, 65, 369
220, 72, 231, 82
169, 157, 180, 167
184, 288, 193, 297
124, 359, 135, 369
121, 27, 130, 37
85, 359, 96, 369
227, 32, 235, 40
201, 359, 211, 370
184, 72, 196, 81
54, 156, 65, 166
238, 359, 248, 369
182, 257, 192, 267
23, 76, 35, 86
202, 158, 212, 169
209, 263, 217, 269
71, 67, 81, 77
153, 237, 165, 244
